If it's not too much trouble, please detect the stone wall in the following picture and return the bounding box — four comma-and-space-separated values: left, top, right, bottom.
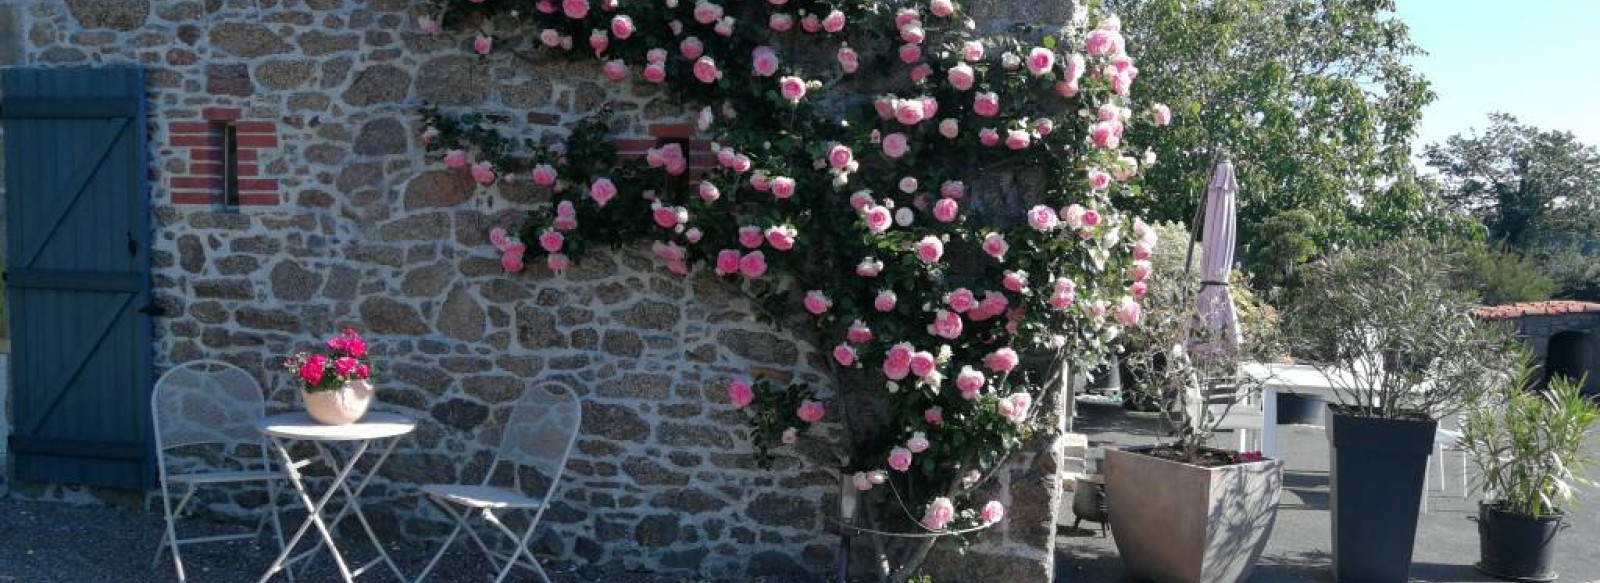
0, 0, 1081, 578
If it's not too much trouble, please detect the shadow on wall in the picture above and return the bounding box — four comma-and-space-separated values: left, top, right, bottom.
1545, 330, 1600, 396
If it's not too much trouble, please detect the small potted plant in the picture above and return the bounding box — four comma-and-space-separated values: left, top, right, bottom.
1285, 240, 1518, 582
1461, 355, 1598, 582
1106, 292, 1285, 583
283, 327, 375, 425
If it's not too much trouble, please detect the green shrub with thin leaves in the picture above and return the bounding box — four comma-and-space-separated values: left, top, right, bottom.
1461, 353, 1600, 518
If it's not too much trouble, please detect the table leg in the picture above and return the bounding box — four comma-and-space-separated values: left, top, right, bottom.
1262, 387, 1278, 458
312, 438, 411, 583
258, 437, 371, 583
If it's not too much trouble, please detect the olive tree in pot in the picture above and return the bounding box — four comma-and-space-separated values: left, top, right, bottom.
1107, 292, 1286, 583
1461, 355, 1599, 582
1285, 240, 1518, 583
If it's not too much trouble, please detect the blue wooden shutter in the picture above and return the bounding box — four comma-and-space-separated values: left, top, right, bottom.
2, 68, 155, 489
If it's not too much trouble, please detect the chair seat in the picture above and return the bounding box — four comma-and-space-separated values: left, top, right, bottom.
166, 470, 283, 484
422, 485, 543, 509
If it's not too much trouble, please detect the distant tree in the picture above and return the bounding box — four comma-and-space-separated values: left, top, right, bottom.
1106, 0, 1442, 264
1425, 113, 1600, 246
1246, 209, 1320, 291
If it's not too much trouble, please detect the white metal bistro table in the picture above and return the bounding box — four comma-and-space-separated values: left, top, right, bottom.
256, 412, 416, 583
1240, 362, 1355, 459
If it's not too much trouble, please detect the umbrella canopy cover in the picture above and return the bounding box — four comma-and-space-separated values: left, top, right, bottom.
1186, 159, 1243, 358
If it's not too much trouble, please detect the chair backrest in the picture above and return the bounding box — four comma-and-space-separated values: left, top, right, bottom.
151, 360, 268, 452
485, 382, 583, 502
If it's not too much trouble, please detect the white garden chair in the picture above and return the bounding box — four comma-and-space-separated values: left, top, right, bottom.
413, 382, 583, 583
151, 360, 290, 582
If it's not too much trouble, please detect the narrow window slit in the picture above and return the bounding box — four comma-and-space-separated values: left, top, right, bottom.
219, 121, 240, 209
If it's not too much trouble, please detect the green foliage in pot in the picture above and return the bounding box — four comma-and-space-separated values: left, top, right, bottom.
1283, 239, 1519, 420
1461, 353, 1600, 518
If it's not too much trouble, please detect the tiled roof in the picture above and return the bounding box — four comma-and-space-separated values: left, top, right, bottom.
1473, 301, 1600, 320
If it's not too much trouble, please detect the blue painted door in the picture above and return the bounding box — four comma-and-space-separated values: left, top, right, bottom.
2, 68, 154, 489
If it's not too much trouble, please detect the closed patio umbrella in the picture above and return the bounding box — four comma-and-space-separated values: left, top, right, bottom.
1185, 157, 1242, 358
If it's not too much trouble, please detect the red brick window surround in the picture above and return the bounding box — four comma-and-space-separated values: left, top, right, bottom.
613, 123, 715, 182
169, 107, 280, 206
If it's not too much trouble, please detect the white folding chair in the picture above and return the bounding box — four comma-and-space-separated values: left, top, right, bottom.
1184, 378, 1265, 451
414, 383, 583, 583
151, 360, 290, 583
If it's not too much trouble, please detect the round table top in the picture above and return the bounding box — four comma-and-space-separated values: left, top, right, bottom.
257, 412, 416, 441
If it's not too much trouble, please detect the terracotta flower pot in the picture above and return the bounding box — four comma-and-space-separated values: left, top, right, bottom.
1105, 446, 1282, 583
301, 379, 374, 425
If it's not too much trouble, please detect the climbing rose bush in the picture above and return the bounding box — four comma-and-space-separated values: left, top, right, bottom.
419, 0, 1164, 542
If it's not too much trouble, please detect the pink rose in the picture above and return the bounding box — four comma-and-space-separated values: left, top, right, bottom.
856, 257, 883, 277
827, 144, 854, 169
930, 310, 963, 339
803, 290, 832, 315
797, 400, 825, 423
501, 243, 526, 272
895, 8, 920, 28
1055, 80, 1080, 98
1090, 299, 1109, 321
946, 288, 977, 313
888, 447, 913, 472
473, 35, 493, 55
648, 48, 668, 65
907, 431, 930, 453
939, 180, 966, 200
532, 164, 558, 186
973, 92, 1000, 117
1083, 209, 1102, 226
1130, 260, 1152, 282
1050, 291, 1075, 310
1090, 121, 1122, 149
562, 0, 590, 18
998, 392, 1031, 423
1035, 118, 1055, 136
956, 366, 985, 399
697, 181, 721, 203
979, 128, 999, 147
847, 320, 874, 344
1133, 243, 1152, 261
1131, 281, 1148, 299
930, 0, 953, 16
1088, 169, 1112, 190
545, 252, 568, 272
539, 29, 562, 47
837, 47, 859, 73
770, 176, 797, 199
470, 161, 496, 185
554, 216, 577, 231
833, 343, 857, 366
938, 119, 960, 139
894, 99, 925, 125
1063, 53, 1086, 83
692, 0, 722, 23
715, 249, 741, 275
920, 96, 939, 117
864, 206, 893, 233
1111, 73, 1133, 96
556, 200, 576, 218
946, 63, 975, 91
781, 427, 799, 444
1027, 205, 1059, 231
739, 251, 768, 278
1026, 46, 1055, 75
738, 225, 764, 249
801, 14, 821, 32
728, 378, 754, 408
609, 14, 634, 38
822, 10, 846, 32
603, 59, 628, 81
419, 16, 443, 36
444, 149, 468, 168
921, 497, 954, 530
680, 36, 704, 59
898, 176, 919, 193
489, 227, 510, 251
714, 16, 735, 37
1005, 129, 1030, 150
685, 228, 702, 244
589, 178, 617, 207
652, 206, 678, 229
963, 40, 984, 61
765, 225, 797, 251
421, 126, 439, 145
779, 76, 807, 102
693, 57, 720, 83
643, 63, 667, 83
1003, 271, 1029, 293
915, 236, 944, 263
538, 230, 564, 253
588, 29, 608, 55
1085, 28, 1125, 57
982, 233, 1008, 260
932, 198, 959, 223
752, 172, 772, 192
980, 501, 1005, 524
849, 190, 874, 211
984, 347, 1019, 373
882, 133, 910, 158
898, 43, 921, 64
874, 290, 898, 312
751, 46, 779, 77
1060, 204, 1086, 228
1153, 103, 1172, 126
852, 472, 872, 491
925, 406, 944, 425
769, 13, 793, 32
900, 22, 926, 44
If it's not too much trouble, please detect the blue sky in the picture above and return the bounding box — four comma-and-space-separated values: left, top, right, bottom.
1394, 0, 1600, 154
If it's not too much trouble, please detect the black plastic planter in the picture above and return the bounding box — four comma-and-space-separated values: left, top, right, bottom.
1276, 393, 1325, 425
1326, 408, 1437, 583
1476, 503, 1564, 582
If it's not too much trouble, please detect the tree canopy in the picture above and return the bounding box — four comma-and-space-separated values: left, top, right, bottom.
1101, 0, 1443, 275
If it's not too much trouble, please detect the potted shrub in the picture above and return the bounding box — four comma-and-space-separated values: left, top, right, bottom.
1285, 240, 1518, 583
1106, 293, 1286, 583
1460, 357, 1599, 582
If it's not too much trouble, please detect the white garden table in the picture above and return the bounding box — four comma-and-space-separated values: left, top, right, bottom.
255, 412, 416, 583
1239, 362, 1357, 459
